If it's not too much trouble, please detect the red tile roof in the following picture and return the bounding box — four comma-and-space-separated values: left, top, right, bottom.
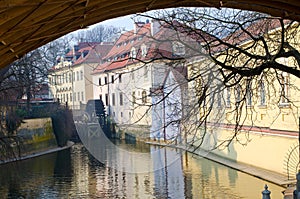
50, 42, 113, 71
93, 22, 186, 74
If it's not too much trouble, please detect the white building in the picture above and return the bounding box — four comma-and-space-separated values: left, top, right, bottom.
48, 42, 113, 109
150, 68, 188, 142
92, 21, 194, 139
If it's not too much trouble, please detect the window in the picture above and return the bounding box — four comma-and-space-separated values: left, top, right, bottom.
280, 73, 289, 104
121, 112, 123, 117
74, 93, 76, 101
131, 70, 135, 80
172, 41, 185, 56
246, 84, 252, 106
77, 92, 80, 102
226, 87, 231, 107
144, 66, 148, 78
111, 75, 114, 84
104, 76, 108, 84
141, 44, 147, 57
76, 71, 79, 81
132, 91, 136, 105
236, 85, 241, 103
81, 92, 84, 101
260, 80, 266, 105
80, 70, 83, 80
99, 94, 102, 101
120, 93, 123, 106
142, 90, 147, 103
72, 72, 75, 81
105, 94, 108, 106
98, 78, 101, 86
119, 74, 122, 83
112, 93, 115, 106
217, 92, 222, 107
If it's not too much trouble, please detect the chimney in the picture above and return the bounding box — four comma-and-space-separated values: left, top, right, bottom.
151, 19, 160, 36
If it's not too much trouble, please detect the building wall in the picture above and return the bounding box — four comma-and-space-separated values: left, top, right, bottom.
92, 61, 168, 137
183, 25, 300, 176
49, 62, 97, 110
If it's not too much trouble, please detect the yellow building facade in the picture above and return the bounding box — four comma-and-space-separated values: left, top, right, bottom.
186, 22, 300, 176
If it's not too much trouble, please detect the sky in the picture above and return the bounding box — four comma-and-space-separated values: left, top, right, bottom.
100, 15, 134, 31
90, 11, 155, 31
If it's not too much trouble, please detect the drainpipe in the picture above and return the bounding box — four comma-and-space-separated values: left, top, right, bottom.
107, 73, 110, 116
70, 67, 74, 110
163, 86, 166, 142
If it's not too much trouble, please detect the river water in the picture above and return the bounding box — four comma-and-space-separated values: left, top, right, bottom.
0, 140, 284, 199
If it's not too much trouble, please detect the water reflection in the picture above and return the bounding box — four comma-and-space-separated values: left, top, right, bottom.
0, 141, 284, 199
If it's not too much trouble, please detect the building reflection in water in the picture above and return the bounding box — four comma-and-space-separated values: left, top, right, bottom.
0, 141, 284, 199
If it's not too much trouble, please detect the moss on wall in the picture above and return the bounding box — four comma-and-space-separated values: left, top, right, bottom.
16, 118, 58, 155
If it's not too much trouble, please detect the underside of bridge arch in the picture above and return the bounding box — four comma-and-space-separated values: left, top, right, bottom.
0, 0, 300, 69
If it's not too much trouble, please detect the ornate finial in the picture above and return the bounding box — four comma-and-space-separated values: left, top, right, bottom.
264, 184, 268, 190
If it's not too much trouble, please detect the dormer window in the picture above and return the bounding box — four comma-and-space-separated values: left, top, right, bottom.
82, 50, 88, 58
141, 44, 147, 57
172, 41, 185, 56
130, 47, 137, 59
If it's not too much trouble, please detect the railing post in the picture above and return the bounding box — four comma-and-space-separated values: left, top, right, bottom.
293, 172, 300, 199
262, 184, 271, 199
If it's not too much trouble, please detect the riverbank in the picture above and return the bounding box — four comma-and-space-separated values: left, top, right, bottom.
146, 141, 294, 188
0, 141, 74, 165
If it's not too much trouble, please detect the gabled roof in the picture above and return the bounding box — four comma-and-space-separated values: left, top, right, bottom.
50, 42, 113, 71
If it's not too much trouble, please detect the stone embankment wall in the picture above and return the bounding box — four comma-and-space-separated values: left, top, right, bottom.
17, 117, 57, 155
115, 124, 150, 141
